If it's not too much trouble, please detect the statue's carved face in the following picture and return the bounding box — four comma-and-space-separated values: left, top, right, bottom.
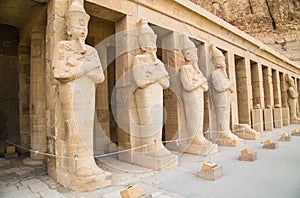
68, 19, 88, 41
139, 33, 157, 52
183, 48, 198, 63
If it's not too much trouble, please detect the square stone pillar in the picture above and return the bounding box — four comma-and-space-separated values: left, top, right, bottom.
273, 108, 283, 128
262, 66, 274, 108
161, 32, 183, 144
272, 70, 283, 128
46, 0, 70, 180
18, 43, 31, 153
263, 108, 273, 131
272, 69, 282, 107
295, 78, 300, 117
235, 57, 252, 125
251, 62, 265, 108
115, 15, 138, 149
279, 72, 289, 126
252, 109, 263, 133
226, 52, 239, 128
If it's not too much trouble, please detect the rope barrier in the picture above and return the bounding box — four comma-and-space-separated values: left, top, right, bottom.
5, 117, 299, 160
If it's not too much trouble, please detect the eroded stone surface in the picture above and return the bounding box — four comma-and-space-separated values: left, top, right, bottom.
179, 34, 218, 156
51, 0, 111, 191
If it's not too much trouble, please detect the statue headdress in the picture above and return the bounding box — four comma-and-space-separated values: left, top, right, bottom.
210, 44, 225, 66
65, 0, 90, 27
182, 34, 196, 53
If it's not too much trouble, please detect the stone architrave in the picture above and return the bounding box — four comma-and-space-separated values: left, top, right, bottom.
208, 45, 243, 146
179, 35, 218, 156
52, 0, 111, 191
119, 18, 178, 170
286, 74, 300, 124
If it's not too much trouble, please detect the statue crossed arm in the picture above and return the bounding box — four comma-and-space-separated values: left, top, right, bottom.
53, 42, 104, 84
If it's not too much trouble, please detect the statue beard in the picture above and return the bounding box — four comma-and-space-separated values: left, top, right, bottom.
78, 37, 87, 54
220, 67, 228, 78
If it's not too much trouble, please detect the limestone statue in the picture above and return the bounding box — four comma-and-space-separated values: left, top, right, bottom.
285, 74, 300, 124
179, 35, 218, 156
52, 0, 111, 191
208, 44, 243, 146
131, 18, 171, 158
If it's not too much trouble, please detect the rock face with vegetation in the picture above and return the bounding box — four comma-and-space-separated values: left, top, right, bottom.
191, 0, 300, 62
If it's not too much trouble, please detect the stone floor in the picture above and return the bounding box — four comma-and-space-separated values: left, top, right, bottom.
1, 124, 300, 198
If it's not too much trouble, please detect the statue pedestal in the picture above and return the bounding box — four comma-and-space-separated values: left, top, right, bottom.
179, 143, 218, 156
233, 124, 261, 140
252, 109, 264, 133
262, 143, 278, 150
197, 166, 222, 181
23, 157, 43, 166
282, 107, 290, 126
119, 151, 178, 171
238, 152, 257, 162
273, 108, 283, 128
215, 137, 243, 147
290, 118, 300, 124
263, 109, 273, 131
56, 168, 112, 192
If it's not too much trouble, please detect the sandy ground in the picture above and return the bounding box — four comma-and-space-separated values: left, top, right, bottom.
0, 124, 300, 198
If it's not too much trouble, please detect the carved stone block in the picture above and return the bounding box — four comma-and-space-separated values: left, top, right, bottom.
197, 166, 222, 181
291, 130, 300, 136
233, 124, 261, 140
281, 107, 290, 126
238, 152, 257, 162
279, 135, 291, 142
179, 143, 218, 156
251, 109, 263, 133
263, 109, 273, 131
120, 184, 142, 198
273, 108, 283, 128
215, 138, 243, 147
118, 151, 178, 171
262, 142, 278, 150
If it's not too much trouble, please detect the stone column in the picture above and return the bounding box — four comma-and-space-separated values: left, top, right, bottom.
226, 52, 239, 129
95, 43, 111, 155
197, 43, 210, 133
115, 15, 137, 149
272, 69, 283, 128
46, 0, 69, 180
235, 57, 252, 125
161, 32, 183, 148
251, 62, 264, 132
280, 72, 290, 126
298, 79, 300, 117
262, 66, 273, 131
23, 30, 47, 165
18, 43, 31, 153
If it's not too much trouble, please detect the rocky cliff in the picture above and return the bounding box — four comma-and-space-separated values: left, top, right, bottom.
191, 0, 300, 62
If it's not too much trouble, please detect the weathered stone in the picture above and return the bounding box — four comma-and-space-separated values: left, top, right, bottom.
262, 142, 278, 150
51, 0, 112, 191
179, 34, 217, 156
291, 129, 300, 136
120, 184, 142, 198
208, 45, 244, 147
233, 124, 261, 140
238, 152, 257, 162
197, 166, 222, 181
279, 134, 291, 142
263, 108, 273, 131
